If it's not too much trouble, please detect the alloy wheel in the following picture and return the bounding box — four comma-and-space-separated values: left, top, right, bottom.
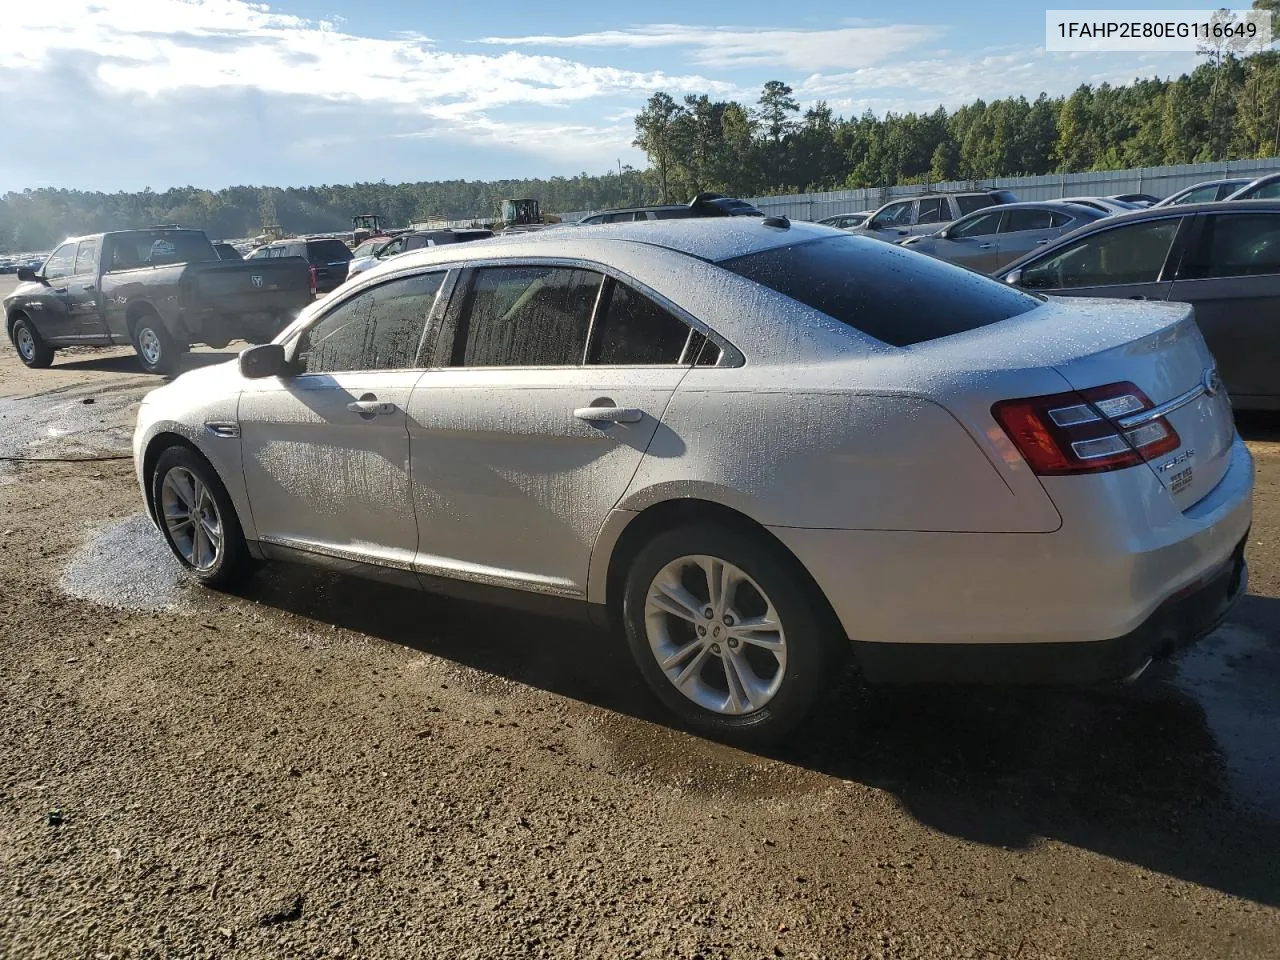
644, 554, 787, 715
160, 466, 223, 571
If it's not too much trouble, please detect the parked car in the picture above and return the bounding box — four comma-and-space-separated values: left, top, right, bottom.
576, 193, 764, 225
1153, 178, 1253, 207
213, 242, 243, 261
248, 237, 353, 294
347, 228, 494, 279
997, 199, 1280, 410
1224, 172, 1280, 201
851, 190, 1019, 242
816, 212, 871, 230
1059, 196, 1141, 216
133, 218, 1251, 744
4, 228, 310, 373
897, 201, 1106, 272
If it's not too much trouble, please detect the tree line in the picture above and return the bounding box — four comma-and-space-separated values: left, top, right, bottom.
3, 26, 1280, 253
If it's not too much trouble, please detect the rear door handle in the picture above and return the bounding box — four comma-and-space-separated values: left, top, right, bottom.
574, 406, 643, 424
977, 243, 994, 249
347, 400, 398, 415
1035, 238, 1051, 245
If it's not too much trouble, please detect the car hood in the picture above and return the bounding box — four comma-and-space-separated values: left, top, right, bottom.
141, 355, 243, 407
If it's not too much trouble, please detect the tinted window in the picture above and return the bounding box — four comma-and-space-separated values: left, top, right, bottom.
1001, 209, 1055, 232
1216, 182, 1249, 200
1246, 181, 1280, 200
872, 201, 912, 227
1020, 219, 1181, 290
307, 239, 353, 263
1048, 211, 1075, 228
956, 195, 999, 215
295, 272, 443, 374
1182, 214, 1280, 279
106, 230, 217, 271
651, 208, 691, 220
454, 266, 602, 367
590, 280, 691, 365
351, 239, 383, 259
719, 235, 1039, 348
916, 198, 947, 224
950, 211, 1002, 239
1177, 184, 1221, 205
378, 238, 404, 257
74, 239, 101, 275
43, 242, 77, 280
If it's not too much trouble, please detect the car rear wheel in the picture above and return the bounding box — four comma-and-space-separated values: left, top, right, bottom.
133, 315, 184, 375
11, 317, 54, 368
622, 524, 847, 745
152, 446, 248, 588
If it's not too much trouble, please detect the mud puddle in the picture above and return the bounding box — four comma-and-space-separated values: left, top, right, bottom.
0, 384, 142, 461
60, 514, 188, 612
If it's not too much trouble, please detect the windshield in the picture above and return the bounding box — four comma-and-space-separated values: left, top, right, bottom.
105, 230, 218, 270
718, 234, 1039, 347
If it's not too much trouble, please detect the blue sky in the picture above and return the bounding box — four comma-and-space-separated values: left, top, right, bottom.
1, 1, 1219, 193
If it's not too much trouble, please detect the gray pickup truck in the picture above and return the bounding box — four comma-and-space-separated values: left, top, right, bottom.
4, 227, 311, 374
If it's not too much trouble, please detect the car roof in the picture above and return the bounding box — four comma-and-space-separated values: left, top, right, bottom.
375, 217, 834, 272
586, 204, 689, 216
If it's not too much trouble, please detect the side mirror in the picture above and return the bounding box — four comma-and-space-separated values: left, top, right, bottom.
16, 266, 41, 283
1004, 268, 1023, 286
239, 343, 288, 379
935, 227, 950, 239
896, 229, 909, 236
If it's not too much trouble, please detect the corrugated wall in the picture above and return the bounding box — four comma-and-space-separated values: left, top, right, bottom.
558, 158, 1280, 223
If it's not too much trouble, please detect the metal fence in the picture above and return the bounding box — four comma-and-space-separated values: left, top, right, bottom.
558, 158, 1280, 223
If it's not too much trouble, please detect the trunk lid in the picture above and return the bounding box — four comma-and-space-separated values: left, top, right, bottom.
922, 296, 1234, 510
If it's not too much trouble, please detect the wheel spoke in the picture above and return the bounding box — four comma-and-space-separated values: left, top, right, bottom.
649, 578, 703, 623
731, 615, 784, 652
659, 640, 703, 671
673, 646, 711, 691
724, 650, 763, 712
700, 557, 725, 614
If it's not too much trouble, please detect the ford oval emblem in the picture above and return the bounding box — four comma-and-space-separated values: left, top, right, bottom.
250, 275, 264, 288
1202, 366, 1222, 397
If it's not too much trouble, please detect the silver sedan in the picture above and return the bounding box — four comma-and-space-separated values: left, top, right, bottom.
133, 219, 1253, 743
899, 201, 1105, 272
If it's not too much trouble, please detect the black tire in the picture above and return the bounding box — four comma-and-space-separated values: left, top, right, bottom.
132, 314, 184, 375
151, 445, 249, 588
203, 337, 231, 350
621, 523, 848, 746
10, 316, 54, 368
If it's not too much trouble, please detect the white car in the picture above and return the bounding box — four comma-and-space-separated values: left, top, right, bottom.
133, 219, 1252, 743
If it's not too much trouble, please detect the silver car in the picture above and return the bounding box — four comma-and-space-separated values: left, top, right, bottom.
899, 201, 1105, 272
1155, 178, 1254, 207
852, 190, 1018, 242
133, 219, 1253, 743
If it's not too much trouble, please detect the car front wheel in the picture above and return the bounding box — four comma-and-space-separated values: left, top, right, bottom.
11, 317, 54, 368
622, 524, 847, 745
152, 446, 248, 588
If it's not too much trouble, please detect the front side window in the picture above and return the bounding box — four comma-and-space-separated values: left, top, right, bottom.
872, 201, 912, 228
453, 266, 602, 367
1019, 219, 1182, 290
1181, 213, 1280, 279
1245, 181, 1280, 200
1176, 184, 1221, 205
43, 243, 77, 280
74, 239, 101, 275
378, 238, 404, 258
294, 272, 444, 374
916, 198, 947, 225
589, 280, 692, 365
950, 211, 1002, 239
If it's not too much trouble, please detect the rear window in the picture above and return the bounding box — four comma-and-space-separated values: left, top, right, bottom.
106, 230, 218, 271
718, 235, 1040, 347
306, 239, 354, 263
955, 195, 999, 215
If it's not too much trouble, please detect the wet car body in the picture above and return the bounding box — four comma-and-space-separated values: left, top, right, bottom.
133, 218, 1253, 742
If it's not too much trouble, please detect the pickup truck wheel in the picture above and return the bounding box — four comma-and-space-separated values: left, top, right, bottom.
11, 317, 54, 369
133, 317, 181, 375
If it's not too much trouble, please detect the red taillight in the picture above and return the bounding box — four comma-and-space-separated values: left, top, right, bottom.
308, 265, 317, 295
992, 381, 1181, 476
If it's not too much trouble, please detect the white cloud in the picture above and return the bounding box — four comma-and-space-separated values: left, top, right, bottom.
476, 23, 944, 71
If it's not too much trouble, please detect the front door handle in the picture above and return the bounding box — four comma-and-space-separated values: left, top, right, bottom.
1035, 238, 1051, 245
574, 405, 643, 424
347, 399, 398, 416
977, 243, 994, 249
81, 284, 95, 291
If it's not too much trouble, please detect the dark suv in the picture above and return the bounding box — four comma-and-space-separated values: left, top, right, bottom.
577, 193, 764, 224
248, 237, 354, 294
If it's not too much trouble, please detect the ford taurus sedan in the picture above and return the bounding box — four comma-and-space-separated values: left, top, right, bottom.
899, 200, 1105, 272
133, 218, 1253, 743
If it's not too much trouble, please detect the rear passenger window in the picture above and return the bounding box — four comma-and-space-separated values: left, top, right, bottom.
295, 272, 443, 374
1048, 212, 1074, 228
453, 266, 602, 367
1182, 214, 1280, 279
955, 195, 998, 215
589, 280, 691, 365
1001, 209, 1055, 232
916, 198, 947, 224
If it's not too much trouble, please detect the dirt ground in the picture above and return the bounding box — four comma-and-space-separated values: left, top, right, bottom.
2, 273, 1279, 959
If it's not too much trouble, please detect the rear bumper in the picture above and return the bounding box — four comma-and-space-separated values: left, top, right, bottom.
852, 536, 1248, 684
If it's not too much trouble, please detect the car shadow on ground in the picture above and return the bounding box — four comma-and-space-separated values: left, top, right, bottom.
51, 351, 238, 376
1236, 411, 1280, 443
235, 564, 1280, 907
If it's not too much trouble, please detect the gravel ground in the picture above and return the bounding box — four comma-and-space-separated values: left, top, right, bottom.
2, 275, 1279, 958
